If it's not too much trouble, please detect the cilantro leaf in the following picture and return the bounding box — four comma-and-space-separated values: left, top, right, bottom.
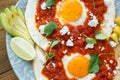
89, 64, 99, 73
46, 0, 55, 7
89, 54, 101, 73
45, 52, 55, 59
50, 39, 60, 48
95, 32, 107, 40
44, 21, 57, 36
86, 38, 96, 44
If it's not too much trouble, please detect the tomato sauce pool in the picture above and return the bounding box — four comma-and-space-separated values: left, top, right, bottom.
35, 0, 117, 80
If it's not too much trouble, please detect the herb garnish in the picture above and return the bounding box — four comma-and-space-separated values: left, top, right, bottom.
45, 39, 60, 59
44, 21, 57, 36
82, 33, 96, 45
86, 38, 96, 44
95, 32, 107, 40
50, 39, 60, 48
89, 54, 101, 73
45, 52, 55, 59
46, 0, 55, 7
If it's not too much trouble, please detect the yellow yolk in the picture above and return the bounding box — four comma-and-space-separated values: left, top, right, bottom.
67, 56, 90, 78
59, 0, 83, 22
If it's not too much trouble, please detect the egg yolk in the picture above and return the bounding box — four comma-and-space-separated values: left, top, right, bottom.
59, 0, 83, 22
67, 56, 90, 78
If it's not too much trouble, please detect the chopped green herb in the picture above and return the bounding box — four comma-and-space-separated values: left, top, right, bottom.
50, 39, 60, 48
86, 38, 96, 44
45, 52, 55, 59
46, 0, 55, 7
89, 54, 101, 73
44, 21, 57, 36
95, 32, 107, 40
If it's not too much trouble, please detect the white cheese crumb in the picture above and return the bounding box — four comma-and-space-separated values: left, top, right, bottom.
110, 60, 113, 64
78, 37, 82, 39
41, 2, 51, 10
88, 14, 99, 27
41, 2, 47, 10
85, 43, 94, 49
70, 36, 74, 41
109, 41, 117, 47
63, 50, 68, 54
116, 66, 120, 70
51, 62, 56, 68
61, 40, 65, 45
36, 17, 40, 20
67, 32, 70, 35
106, 64, 110, 69
101, 47, 105, 51
39, 25, 45, 34
60, 26, 70, 35
66, 39, 74, 47
113, 70, 118, 75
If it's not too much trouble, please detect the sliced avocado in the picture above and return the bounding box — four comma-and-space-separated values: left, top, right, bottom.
0, 6, 34, 46
10, 5, 26, 23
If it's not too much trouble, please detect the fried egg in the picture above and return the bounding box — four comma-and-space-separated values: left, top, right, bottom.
62, 53, 95, 80
56, 0, 88, 26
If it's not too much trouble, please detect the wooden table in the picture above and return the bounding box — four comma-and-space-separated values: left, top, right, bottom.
0, 0, 18, 80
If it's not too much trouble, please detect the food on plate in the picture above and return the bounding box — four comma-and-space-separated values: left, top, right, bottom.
10, 37, 36, 61
25, 0, 120, 80
115, 16, 120, 26
110, 33, 119, 43
0, 5, 34, 46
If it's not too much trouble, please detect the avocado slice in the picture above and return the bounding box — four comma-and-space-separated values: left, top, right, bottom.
0, 6, 34, 46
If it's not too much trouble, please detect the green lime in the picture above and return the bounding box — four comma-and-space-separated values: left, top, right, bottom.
10, 37, 36, 61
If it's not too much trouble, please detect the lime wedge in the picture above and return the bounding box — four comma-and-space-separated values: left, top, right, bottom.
10, 37, 36, 61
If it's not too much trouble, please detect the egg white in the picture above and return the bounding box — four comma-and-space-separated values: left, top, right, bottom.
56, 0, 88, 26
62, 53, 95, 80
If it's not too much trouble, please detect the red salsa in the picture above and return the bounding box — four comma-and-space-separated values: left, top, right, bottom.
35, 0, 117, 80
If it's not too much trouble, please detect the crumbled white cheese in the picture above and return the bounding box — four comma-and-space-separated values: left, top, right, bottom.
70, 36, 74, 41
51, 62, 56, 68
79, 34, 82, 36
36, 17, 40, 20
98, 46, 105, 51
89, 13, 94, 17
116, 66, 120, 70
66, 39, 74, 47
41, 2, 51, 10
60, 26, 70, 35
85, 43, 94, 49
39, 25, 45, 34
78, 37, 82, 39
63, 50, 68, 54
88, 13, 99, 27
101, 47, 105, 51
109, 41, 117, 47
67, 32, 70, 35
110, 60, 113, 64
61, 40, 65, 45
41, 2, 47, 10
113, 70, 118, 75
88, 15, 99, 27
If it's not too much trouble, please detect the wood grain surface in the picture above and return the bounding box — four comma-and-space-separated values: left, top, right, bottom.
0, 0, 18, 80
